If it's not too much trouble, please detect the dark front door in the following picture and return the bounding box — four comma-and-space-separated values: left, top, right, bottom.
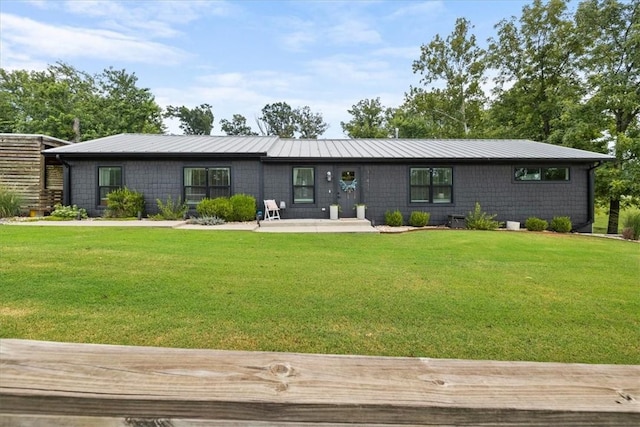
337, 168, 359, 218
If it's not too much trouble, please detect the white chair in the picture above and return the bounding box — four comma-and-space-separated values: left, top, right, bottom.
264, 199, 281, 220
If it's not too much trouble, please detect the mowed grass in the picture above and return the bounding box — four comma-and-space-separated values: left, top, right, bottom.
1, 226, 638, 364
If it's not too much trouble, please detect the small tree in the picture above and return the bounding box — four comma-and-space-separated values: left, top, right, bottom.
465, 202, 501, 230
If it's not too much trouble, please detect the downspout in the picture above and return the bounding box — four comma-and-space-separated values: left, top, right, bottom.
575, 161, 602, 233
56, 155, 71, 206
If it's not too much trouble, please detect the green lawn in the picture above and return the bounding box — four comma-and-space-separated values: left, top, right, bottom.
1, 226, 638, 364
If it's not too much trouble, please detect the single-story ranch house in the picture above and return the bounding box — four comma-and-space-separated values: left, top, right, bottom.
43, 133, 613, 232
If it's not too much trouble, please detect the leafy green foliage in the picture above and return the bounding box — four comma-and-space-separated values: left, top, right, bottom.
549, 216, 572, 233
220, 114, 257, 136
196, 197, 233, 220
0, 62, 164, 141
525, 217, 549, 232
164, 103, 214, 135
50, 204, 88, 220
409, 211, 430, 227
0, 186, 21, 218
384, 210, 404, 226
230, 194, 256, 221
341, 98, 391, 138
105, 188, 145, 218
465, 202, 502, 230
412, 17, 487, 137
151, 196, 188, 220
622, 212, 640, 240
257, 102, 328, 139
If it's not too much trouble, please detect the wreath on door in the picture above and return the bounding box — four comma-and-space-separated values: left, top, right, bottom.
339, 179, 358, 193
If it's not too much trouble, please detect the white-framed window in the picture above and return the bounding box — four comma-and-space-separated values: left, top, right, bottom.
98, 166, 122, 206
293, 167, 315, 204
410, 167, 453, 203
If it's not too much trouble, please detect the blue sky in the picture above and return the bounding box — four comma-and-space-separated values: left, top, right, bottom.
1, 0, 557, 138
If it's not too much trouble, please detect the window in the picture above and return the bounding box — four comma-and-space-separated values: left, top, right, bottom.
98, 166, 122, 206
410, 167, 453, 203
293, 167, 314, 204
514, 167, 569, 181
184, 167, 230, 206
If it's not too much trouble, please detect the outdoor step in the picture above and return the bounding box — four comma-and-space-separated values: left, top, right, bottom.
259, 218, 372, 228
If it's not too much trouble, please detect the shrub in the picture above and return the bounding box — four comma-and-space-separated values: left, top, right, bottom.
50, 204, 88, 220
549, 216, 572, 233
187, 215, 226, 226
622, 211, 640, 240
525, 217, 548, 232
385, 209, 404, 226
105, 187, 145, 218
409, 211, 430, 227
0, 186, 21, 218
152, 195, 188, 220
197, 197, 233, 220
465, 202, 502, 230
230, 194, 257, 221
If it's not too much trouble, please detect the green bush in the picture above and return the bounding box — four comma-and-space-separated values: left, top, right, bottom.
197, 197, 233, 220
152, 195, 188, 220
409, 211, 430, 227
525, 217, 548, 232
105, 187, 145, 218
0, 186, 21, 218
230, 194, 256, 221
465, 202, 502, 230
622, 211, 640, 240
549, 216, 572, 233
385, 209, 404, 226
50, 204, 88, 220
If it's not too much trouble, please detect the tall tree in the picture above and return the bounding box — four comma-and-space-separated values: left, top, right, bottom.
256, 102, 328, 138
340, 98, 391, 138
0, 63, 164, 141
295, 105, 328, 139
220, 114, 257, 135
576, 0, 640, 233
257, 102, 296, 138
92, 67, 164, 138
165, 103, 214, 135
412, 17, 487, 137
487, 0, 582, 142
0, 63, 94, 140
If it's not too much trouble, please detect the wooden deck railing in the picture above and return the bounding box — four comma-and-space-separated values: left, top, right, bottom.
1, 339, 638, 425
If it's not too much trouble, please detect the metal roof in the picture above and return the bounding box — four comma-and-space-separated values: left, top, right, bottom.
44, 133, 279, 156
267, 138, 614, 162
43, 134, 614, 162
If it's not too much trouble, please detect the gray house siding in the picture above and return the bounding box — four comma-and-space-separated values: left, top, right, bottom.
66, 158, 261, 217
262, 161, 592, 230
66, 157, 593, 231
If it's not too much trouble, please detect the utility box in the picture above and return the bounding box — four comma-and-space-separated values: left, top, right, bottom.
448, 214, 466, 229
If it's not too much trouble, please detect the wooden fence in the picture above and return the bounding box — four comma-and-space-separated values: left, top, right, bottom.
1, 339, 638, 426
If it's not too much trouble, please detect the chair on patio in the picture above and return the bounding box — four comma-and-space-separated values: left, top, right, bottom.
264, 199, 281, 220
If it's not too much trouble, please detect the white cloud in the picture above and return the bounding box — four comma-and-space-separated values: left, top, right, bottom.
327, 20, 382, 45
389, 1, 445, 20
0, 13, 189, 66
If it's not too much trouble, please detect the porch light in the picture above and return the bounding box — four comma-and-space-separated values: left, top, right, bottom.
326, 171, 332, 182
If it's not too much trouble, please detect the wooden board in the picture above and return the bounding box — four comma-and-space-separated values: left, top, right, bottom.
1, 339, 638, 425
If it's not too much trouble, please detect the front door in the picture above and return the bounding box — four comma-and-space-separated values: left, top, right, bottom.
337, 168, 359, 218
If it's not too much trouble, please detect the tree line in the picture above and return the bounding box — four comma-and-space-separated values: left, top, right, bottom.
0, 0, 637, 232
